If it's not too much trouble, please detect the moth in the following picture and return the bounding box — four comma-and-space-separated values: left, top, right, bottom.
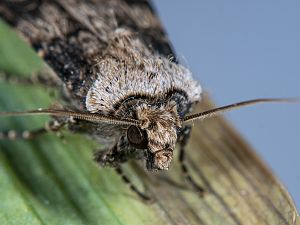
0, 0, 297, 201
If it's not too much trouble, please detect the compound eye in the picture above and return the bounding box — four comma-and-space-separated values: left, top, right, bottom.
127, 125, 148, 149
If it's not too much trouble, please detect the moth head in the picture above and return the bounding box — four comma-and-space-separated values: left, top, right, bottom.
126, 101, 182, 170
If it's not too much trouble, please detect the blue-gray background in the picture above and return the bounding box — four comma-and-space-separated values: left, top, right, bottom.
153, 1, 300, 208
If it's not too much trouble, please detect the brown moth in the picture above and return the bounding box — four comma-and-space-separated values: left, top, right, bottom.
0, 0, 298, 200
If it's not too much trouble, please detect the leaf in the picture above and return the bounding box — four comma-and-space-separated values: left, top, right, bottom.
0, 19, 299, 225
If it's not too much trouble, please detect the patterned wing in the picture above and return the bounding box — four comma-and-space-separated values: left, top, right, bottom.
0, 0, 176, 111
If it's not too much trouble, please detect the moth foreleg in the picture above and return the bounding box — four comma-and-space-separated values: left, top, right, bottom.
178, 126, 205, 196
93, 143, 127, 168
93, 136, 143, 167
115, 166, 151, 202
0, 120, 65, 140
94, 137, 151, 201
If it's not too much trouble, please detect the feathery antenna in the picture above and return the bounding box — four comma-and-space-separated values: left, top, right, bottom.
0, 108, 139, 126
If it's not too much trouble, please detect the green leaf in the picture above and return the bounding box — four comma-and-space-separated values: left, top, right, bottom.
0, 19, 299, 225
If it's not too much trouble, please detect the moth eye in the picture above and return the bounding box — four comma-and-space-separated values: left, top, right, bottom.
127, 125, 148, 149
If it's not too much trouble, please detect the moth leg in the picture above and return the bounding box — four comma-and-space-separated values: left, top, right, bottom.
93, 136, 144, 167
0, 120, 65, 140
94, 137, 151, 201
178, 126, 205, 196
0, 70, 60, 88
115, 166, 151, 201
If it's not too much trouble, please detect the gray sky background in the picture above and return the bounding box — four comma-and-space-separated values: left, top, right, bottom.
153, 1, 300, 208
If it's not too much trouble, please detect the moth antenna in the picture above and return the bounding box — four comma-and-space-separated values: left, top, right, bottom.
183, 98, 300, 123
0, 109, 139, 126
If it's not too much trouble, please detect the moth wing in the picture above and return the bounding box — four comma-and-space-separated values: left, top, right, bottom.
0, 0, 176, 110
